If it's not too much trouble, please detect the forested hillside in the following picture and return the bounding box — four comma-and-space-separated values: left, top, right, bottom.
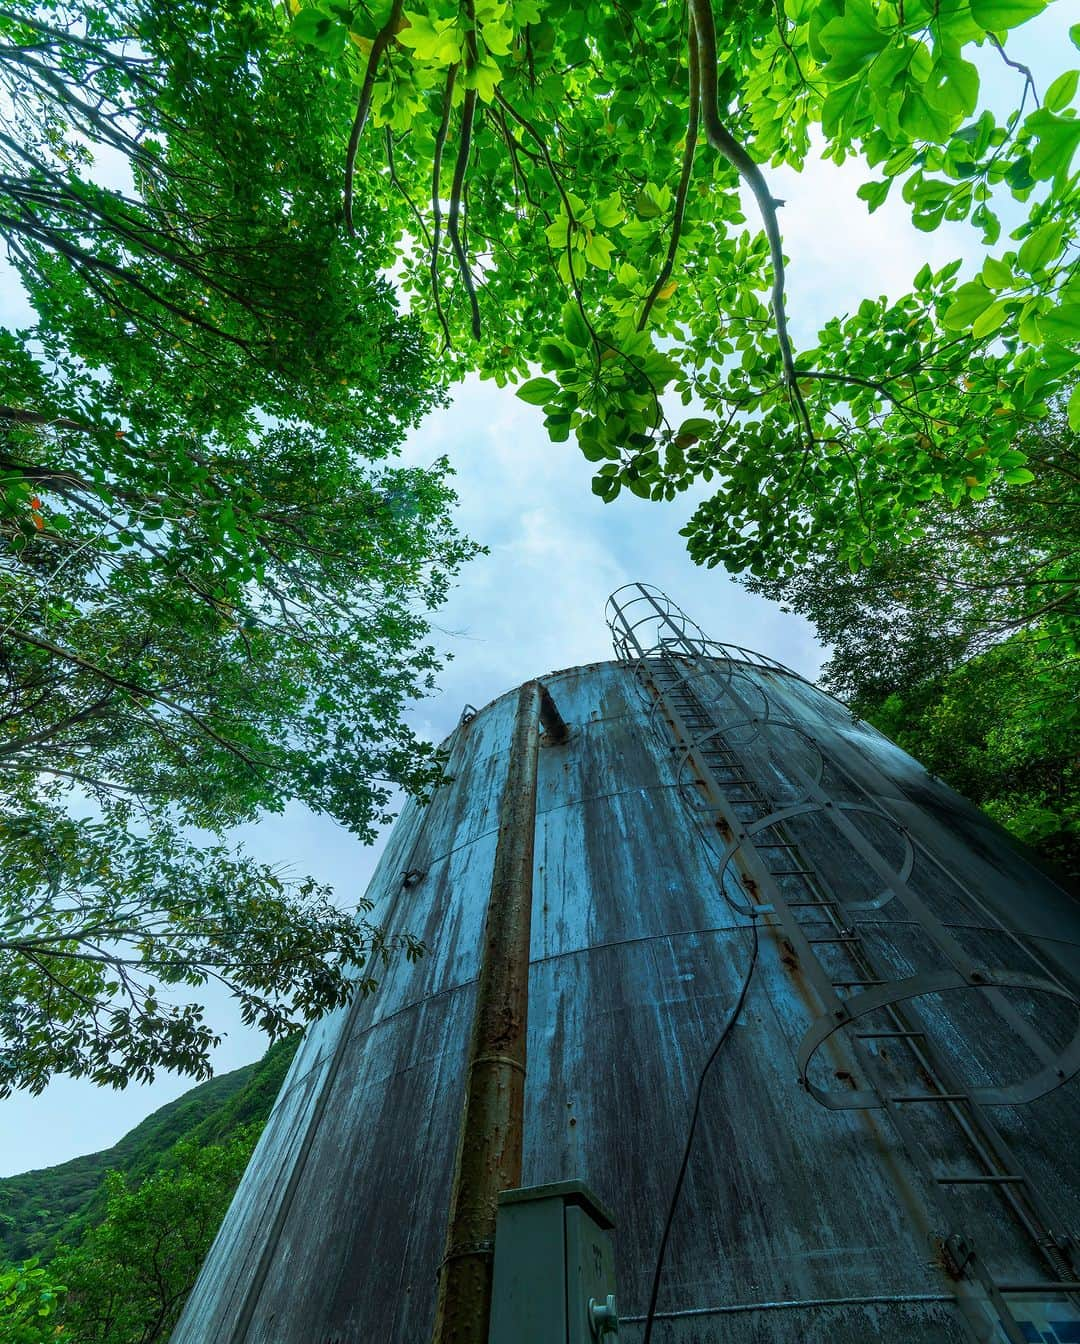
0, 1036, 297, 1264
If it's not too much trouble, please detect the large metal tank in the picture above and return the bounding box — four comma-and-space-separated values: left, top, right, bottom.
172, 585, 1079, 1344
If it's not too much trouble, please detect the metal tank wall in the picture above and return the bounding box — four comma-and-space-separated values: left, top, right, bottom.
172, 611, 1080, 1343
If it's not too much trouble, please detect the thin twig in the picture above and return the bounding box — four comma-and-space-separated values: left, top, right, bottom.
987, 33, 1039, 108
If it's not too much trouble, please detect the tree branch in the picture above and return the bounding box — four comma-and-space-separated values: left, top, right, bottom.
429, 63, 459, 348
448, 88, 481, 340
639, 20, 699, 331
344, 0, 404, 233
688, 0, 811, 439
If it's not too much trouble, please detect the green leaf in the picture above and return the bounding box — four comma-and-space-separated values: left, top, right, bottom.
677, 418, 714, 439
981, 256, 1014, 289
899, 89, 955, 141
538, 338, 575, 370
1044, 70, 1079, 113
821, 78, 863, 138
1017, 221, 1065, 274
1037, 304, 1080, 345
942, 280, 994, 329
1028, 110, 1080, 183
969, 0, 1046, 30
515, 376, 560, 405
584, 233, 613, 269
931, 56, 980, 121
856, 179, 890, 211
562, 303, 591, 348
971, 299, 1010, 338
818, 0, 889, 81
1068, 383, 1080, 431
595, 193, 625, 228
634, 189, 662, 220
291, 7, 347, 56
398, 10, 463, 61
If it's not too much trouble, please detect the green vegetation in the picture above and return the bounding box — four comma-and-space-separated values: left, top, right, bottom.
0, 1038, 301, 1342
0, 0, 479, 1095
0, 1036, 298, 1264
2, 1131, 259, 1344
290, 0, 1080, 584
871, 637, 1079, 877
1, 0, 1077, 1197
748, 406, 1079, 877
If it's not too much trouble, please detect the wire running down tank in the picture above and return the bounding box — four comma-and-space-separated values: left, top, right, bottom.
172, 584, 1080, 1344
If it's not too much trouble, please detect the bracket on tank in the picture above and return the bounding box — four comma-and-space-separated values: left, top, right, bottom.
797, 967, 1080, 1109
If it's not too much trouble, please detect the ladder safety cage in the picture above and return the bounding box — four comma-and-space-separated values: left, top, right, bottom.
607, 582, 1080, 1344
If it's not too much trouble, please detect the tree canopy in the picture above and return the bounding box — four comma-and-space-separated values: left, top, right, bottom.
0, 0, 478, 1092
748, 404, 1079, 874
289, 0, 1080, 581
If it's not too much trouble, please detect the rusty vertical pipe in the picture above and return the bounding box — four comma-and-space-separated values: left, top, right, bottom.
431, 679, 543, 1344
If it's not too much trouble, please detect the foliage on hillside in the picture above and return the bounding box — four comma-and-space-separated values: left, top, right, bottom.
869, 636, 1079, 877
50, 1129, 258, 1344
2, 1129, 259, 1344
748, 405, 1079, 878
0, 1037, 298, 1265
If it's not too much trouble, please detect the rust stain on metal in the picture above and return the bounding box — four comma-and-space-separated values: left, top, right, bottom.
538, 682, 570, 746
431, 680, 542, 1344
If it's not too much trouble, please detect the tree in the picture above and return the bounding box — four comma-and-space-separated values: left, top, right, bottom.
870, 638, 1080, 877
0, 357, 475, 834
746, 403, 1079, 701
0, 810, 421, 1095
746, 404, 1079, 873
288, 0, 1079, 581
0, 0, 480, 1091
50, 1130, 260, 1344
0, 0, 434, 439
0, 1258, 64, 1344
0, 0, 478, 836
0, 1129, 260, 1344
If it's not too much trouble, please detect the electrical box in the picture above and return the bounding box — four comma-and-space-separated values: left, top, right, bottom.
487, 1180, 619, 1343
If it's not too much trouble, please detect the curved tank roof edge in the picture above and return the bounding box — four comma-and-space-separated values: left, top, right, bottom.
437, 654, 824, 750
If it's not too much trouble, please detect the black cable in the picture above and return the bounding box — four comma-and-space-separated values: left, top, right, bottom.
641, 915, 760, 1343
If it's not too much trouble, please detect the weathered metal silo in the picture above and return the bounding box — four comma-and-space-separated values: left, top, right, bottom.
172, 584, 1080, 1344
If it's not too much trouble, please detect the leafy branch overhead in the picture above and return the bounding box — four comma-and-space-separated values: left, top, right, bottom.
0, 0, 480, 1092
292, 0, 1080, 580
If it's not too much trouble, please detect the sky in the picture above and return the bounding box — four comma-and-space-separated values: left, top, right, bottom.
0, 6, 1070, 1175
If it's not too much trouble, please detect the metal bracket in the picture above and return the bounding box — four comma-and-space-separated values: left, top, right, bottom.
797, 968, 1080, 1109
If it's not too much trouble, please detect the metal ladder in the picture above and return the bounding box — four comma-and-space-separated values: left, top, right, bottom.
644, 650, 1079, 1344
